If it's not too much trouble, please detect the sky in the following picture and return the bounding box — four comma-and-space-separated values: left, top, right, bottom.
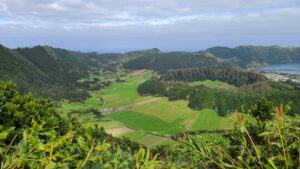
0, 0, 300, 53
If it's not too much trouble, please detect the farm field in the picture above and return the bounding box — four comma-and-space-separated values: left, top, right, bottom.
81, 120, 123, 129
120, 131, 173, 147
100, 70, 155, 109
107, 98, 238, 135
59, 69, 152, 113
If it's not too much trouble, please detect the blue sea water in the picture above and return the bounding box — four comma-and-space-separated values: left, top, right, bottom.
259, 63, 300, 75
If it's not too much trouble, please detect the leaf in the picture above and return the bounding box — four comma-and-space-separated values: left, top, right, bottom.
267, 158, 277, 169
45, 161, 56, 169
0, 147, 5, 154
258, 132, 273, 137
0, 131, 9, 140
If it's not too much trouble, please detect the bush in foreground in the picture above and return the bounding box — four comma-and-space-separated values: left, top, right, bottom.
0, 81, 299, 168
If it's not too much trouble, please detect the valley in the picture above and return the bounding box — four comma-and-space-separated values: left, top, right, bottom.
59, 69, 240, 146
1, 44, 300, 168
2, 1, 300, 167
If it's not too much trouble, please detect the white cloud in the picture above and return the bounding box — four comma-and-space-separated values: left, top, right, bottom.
0, 0, 299, 51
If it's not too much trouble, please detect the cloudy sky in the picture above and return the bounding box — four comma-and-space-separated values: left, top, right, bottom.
0, 0, 300, 52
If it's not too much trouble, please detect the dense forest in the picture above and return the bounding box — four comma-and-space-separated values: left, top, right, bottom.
1, 81, 299, 168
123, 51, 221, 73
0, 44, 107, 101
161, 65, 267, 86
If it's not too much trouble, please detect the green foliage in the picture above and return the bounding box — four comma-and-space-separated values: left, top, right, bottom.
139, 71, 300, 115
123, 51, 219, 73
162, 64, 267, 87
0, 81, 162, 168
249, 98, 274, 121
153, 100, 300, 168
190, 80, 236, 90
0, 81, 71, 137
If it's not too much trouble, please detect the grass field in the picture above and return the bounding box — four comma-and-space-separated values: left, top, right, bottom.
59, 92, 102, 114
190, 80, 236, 90
107, 98, 238, 135
120, 131, 171, 147
100, 70, 154, 109
59, 69, 153, 113
81, 120, 123, 129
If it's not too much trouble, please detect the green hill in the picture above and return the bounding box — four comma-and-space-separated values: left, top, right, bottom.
123, 46, 300, 71
0, 44, 50, 93
0, 44, 110, 100
206, 45, 300, 68
123, 52, 221, 72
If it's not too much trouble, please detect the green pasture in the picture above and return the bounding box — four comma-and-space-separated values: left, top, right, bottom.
100, 70, 154, 108
59, 91, 102, 114
120, 131, 171, 147
81, 120, 123, 129
107, 98, 238, 135
190, 80, 236, 90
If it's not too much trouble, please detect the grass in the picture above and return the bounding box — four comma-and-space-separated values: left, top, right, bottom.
120, 131, 146, 140
120, 131, 170, 147
107, 109, 184, 135
59, 91, 102, 115
193, 133, 229, 145
191, 109, 223, 131
137, 134, 168, 147
107, 98, 238, 135
100, 70, 154, 108
190, 80, 236, 90
81, 120, 122, 129
59, 69, 152, 114
59, 69, 130, 114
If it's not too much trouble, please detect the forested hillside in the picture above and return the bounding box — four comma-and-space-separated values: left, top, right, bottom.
0, 45, 118, 101
0, 45, 51, 95
123, 46, 300, 71
0, 44, 173, 100
123, 52, 221, 72
206, 45, 300, 68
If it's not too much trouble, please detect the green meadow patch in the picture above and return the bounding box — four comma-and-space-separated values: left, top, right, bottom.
100, 70, 154, 108
107, 110, 184, 135
59, 90, 103, 115
120, 131, 171, 147
81, 120, 123, 129
190, 80, 236, 90
107, 98, 238, 135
